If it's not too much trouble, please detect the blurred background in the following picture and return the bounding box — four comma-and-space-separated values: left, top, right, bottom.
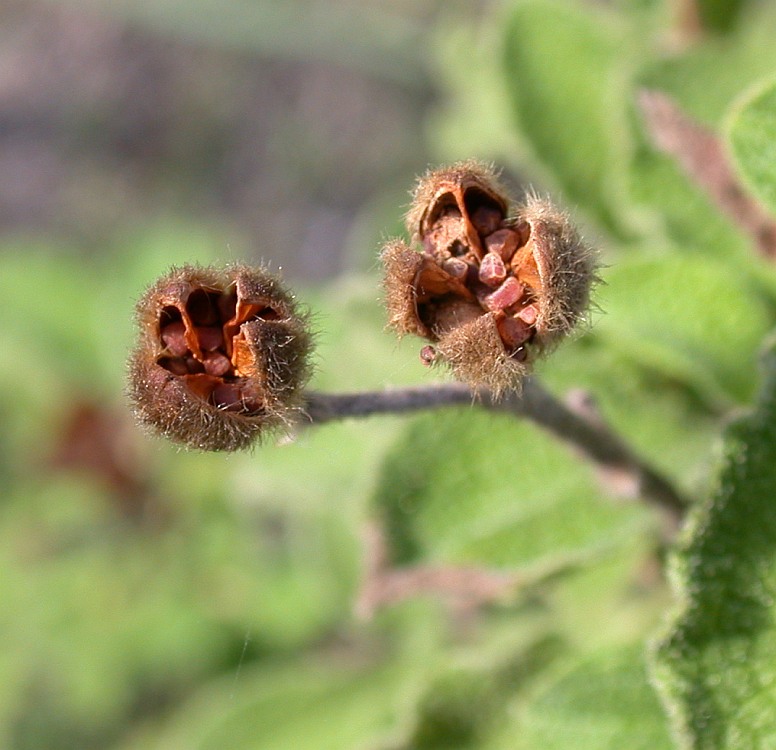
0, 0, 480, 279
4, 0, 766, 747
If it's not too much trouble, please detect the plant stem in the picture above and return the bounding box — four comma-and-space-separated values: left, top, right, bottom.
303, 380, 690, 528
639, 89, 776, 260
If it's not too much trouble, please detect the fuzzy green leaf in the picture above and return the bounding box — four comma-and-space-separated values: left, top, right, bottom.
374, 407, 649, 569
595, 252, 773, 406
728, 77, 776, 218
484, 645, 673, 750
652, 335, 776, 748
500, 0, 634, 234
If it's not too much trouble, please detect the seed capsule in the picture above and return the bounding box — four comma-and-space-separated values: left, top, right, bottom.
382, 162, 597, 394
128, 264, 313, 451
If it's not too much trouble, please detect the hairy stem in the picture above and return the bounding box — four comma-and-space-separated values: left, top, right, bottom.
303, 380, 690, 528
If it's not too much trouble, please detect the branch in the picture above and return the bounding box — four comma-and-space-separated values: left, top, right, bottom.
638, 89, 776, 260
303, 379, 690, 529
354, 521, 573, 619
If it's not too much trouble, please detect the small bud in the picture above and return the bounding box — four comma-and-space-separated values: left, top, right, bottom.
127, 264, 313, 451
382, 162, 597, 394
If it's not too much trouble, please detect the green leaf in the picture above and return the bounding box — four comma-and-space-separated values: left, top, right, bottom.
484, 645, 673, 750
652, 334, 776, 748
629, 2, 776, 260
638, 2, 776, 123
428, 18, 524, 166
728, 76, 776, 218
405, 634, 563, 749
115, 603, 446, 750
537, 338, 718, 493
374, 407, 649, 568
0, 246, 104, 388
696, 0, 749, 33
500, 1, 636, 234
0, 469, 359, 748
594, 252, 773, 406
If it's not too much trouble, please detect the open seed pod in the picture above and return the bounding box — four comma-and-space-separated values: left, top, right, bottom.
128, 264, 313, 451
383, 162, 596, 394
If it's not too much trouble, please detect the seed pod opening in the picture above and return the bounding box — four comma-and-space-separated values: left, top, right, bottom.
128, 264, 313, 451
382, 162, 596, 394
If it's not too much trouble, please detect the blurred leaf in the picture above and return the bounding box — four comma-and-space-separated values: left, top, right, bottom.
546, 539, 669, 654
538, 338, 718, 493
427, 18, 523, 165
594, 251, 773, 406
500, 0, 637, 234
627, 131, 752, 262
638, 2, 776, 127
0, 469, 358, 748
483, 645, 672, 749
404, 634, 563, 749
115, 602, 447, 750
0, 247, 104, 388
632, 2, 776, 259
374, 407, 649, 568
728, 76, 776, 217
696, 0, 748, 33
652, 334, 776, 748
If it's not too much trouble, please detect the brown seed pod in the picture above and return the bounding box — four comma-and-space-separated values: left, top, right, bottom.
382, 162, 596, 395
127, 264, 313, 451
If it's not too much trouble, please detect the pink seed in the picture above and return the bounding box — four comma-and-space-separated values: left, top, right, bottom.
203, 351, 232, 377
517, 304, 538, 326
196, 325, 224, 351
496, 315, 532, 350
158, 356, 188, 376
160, 321, 188, 357
478, 252, 507, 287
483, 276, 524, 312
485, 228, 519, 262
185, 356, 205, 374
442, 257, 469, 280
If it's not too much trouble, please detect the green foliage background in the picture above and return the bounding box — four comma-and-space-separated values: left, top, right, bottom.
5, 0, 776, 747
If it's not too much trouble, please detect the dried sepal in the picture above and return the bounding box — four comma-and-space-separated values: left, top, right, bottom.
382, 162, 596, 395
381, 239, 430, 339
436, 313, 531, 394
516, 194, 598, 349
128, 264, 313, 451
406, 160, 509, 248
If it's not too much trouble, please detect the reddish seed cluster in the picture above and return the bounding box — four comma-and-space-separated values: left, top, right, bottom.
156, 287, 280, 413
415, 190, 541, 362
382, 162, 596, 393
128, 265, 313, 451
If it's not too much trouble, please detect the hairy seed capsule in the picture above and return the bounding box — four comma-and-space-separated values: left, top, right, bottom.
127, 264, 313, 451
382, 162, 597, 394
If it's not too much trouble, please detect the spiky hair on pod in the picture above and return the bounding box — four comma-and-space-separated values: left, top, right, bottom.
381, 162, 597, 396
127, 264, 313, 451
